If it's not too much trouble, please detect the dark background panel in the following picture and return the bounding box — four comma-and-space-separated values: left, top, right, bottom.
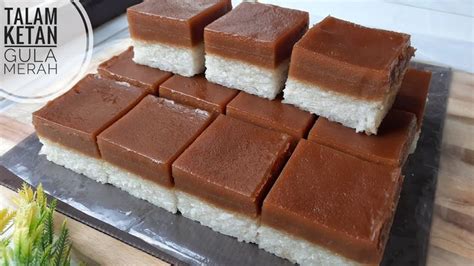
80, 0, 143, 28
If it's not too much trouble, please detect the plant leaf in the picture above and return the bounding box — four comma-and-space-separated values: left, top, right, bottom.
1, 183, 74, 265
51, 221, 70, 266
41, 209, 54, 250
0, 209, 15, 234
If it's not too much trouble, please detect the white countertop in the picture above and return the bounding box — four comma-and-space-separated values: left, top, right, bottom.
253, 0, 474, 73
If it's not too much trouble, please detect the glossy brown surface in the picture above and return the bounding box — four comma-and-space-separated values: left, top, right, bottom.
128, 0, 232, 47
308, 110, 416, 166
393, 68, 432, 130
263, 140, 402, 264
173, 115, 291, 217
289, 16, 414, 100
205, 2, 308, 68
33, 74, 147, 158
226, 92, 315, 147
98, 47, 173, 93
159, 74, 238, 113
97, 96, 213, 187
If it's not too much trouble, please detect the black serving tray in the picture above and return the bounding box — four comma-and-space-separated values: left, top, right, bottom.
0, 62, 451, 265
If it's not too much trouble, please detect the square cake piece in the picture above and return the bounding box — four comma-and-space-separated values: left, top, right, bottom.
308, 109, 416, 167
258, 140, 403, 265
226, 92, 315, 148
393, 68, 432, 152
204, 2, 308, 99
97, 96, 213, 213
33, 74, 147, 183
159, 74, 238, 114
284, 16, 415, 134
98, 47, 173, 93
128, 0, 231, 76
172, 115, 291, 242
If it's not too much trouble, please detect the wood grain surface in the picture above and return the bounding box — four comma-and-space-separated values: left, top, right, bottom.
0, 14, 472, 265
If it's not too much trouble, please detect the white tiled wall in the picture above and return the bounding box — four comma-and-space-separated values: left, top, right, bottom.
234, 0, 474, 73
386, 0, 473, 17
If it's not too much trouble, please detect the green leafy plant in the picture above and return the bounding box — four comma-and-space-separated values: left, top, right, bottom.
0, 183, 73, 266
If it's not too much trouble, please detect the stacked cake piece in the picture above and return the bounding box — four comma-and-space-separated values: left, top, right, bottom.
128, 0, 232, 76
98, 96, 213, 213
98, 47, 172, 93
204, 2, 309, 99
308, 110, 417, 167
393, 69, 432, 152
259, 140, 403, 265
159, 74, 238, 114
32, 1, 435, 265
173, 115, 292, 243
33, 74, 149, 184
226, 92, 315, 149
284, 16, 415, 134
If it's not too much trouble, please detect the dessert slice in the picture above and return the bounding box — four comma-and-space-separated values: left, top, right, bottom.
98, 47, 173, 93
308, 110, 416, 167
284, 16, 415, 134
226, 92, 315, 149
393, 68, 432, 153
97, 96, 213, 213
258, 140, 403, 265
204, 2, 308, 99
172, 115, 291, 243
127, 0, 231, 76
33, 74, 148, 183
159, 74, 238, 114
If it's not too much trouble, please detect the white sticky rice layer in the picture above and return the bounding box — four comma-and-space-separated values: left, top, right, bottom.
38, 136, 177, 213
409, 129, 421, 154
283, 78, 399, 134
38, 136, 108, 184
39, 136, 382, 264
257, 225, 363, 266
133, 39, 205, 77
176, 191, 259, 243
103, 162, 177, 213
205, 54, 289, 100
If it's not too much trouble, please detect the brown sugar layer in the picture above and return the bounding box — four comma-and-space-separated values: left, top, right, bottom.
173, 115, 292, 217
262, 140, 403, 264
159, 74, 238, 114
33, 74, 148, 158
308, 109, 416, 167
226, 92, 315, 147
128, 0, 232, 47
98, 47, 173, 93
205, 2, 308, 68
393, 68, 432, 130
288, 16, 415, 100
97, 96, 213, 187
